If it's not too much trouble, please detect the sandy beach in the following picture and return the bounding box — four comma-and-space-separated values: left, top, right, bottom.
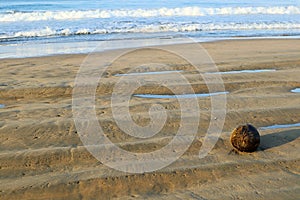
0, 39, 300, 199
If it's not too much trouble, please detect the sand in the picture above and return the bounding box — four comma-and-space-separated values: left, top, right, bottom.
0, 39, 300, 199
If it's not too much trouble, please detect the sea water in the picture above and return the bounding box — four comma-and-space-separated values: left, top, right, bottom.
115, 70, 184, 76
1, 0, 300, 58
205, 69, 276, 75
134, 91, 229, 99
260, 122, 300, 130
291, 88, 300, 93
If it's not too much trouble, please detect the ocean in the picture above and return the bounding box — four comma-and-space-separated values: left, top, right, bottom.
1, 0, 300, 58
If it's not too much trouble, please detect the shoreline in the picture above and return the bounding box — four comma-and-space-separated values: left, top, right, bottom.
1, 36, 300, 59
0, 38, 299, 199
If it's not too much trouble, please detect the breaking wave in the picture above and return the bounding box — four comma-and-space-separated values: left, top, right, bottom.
1, 6, 300, 22
2, 22, 300, 40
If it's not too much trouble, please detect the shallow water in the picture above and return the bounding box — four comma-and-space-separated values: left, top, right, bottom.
205, 69, 276, 75
0, 104, 5, 108
134, 91, 228, 99
291, 88, 300, 93
1, 0, 300, 58
115, 70, 183, 76
260, 122, 300, 130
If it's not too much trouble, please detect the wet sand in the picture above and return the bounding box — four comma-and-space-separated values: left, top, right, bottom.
0, 39, 300, 199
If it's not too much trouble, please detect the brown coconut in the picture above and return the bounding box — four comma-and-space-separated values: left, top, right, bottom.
230, 124, 260, 152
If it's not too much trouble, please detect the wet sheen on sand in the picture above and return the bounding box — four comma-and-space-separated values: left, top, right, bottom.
134, 91, 228, 99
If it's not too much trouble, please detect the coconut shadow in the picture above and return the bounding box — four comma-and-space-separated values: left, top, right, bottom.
259, 129, 300, 151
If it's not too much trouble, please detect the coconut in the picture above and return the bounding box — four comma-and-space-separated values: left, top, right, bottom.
230, 124, 260, 152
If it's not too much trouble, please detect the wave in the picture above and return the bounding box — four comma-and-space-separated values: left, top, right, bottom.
2, 22, 300, 39
1, 6, 300, 22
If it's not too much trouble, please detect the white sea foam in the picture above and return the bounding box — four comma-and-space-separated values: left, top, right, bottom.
2, 22, 300, 39
13, 26, 56, 37
1, 6, 300, 22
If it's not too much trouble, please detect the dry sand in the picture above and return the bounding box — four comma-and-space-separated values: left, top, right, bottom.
0, 39, 300, 199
